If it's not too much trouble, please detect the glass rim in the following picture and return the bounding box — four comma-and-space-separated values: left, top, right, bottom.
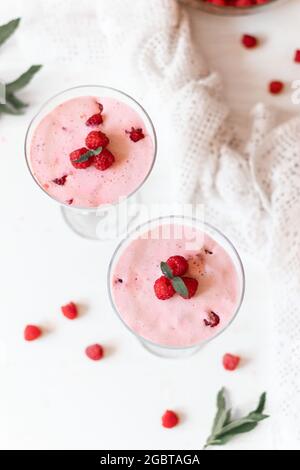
107, 215, 246, 351
24, 84, 158, 211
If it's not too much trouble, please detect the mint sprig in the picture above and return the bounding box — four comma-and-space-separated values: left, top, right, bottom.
160, 261, 189, 298
204, 388, 269, 448
0, 18, 42, 116
73, 146, 103, 163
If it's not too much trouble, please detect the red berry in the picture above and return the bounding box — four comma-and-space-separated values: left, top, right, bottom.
269, 81, 284, 95
85, 131, 109, 150
154, 276, 175, 300
24, 325, 42, 341
204, 311, 220, 328
162, 410, 179, 428
211, 0, 226, 5
235, 0, 252, 6
70, 147, 93, 169
85, 344, 104, 361
181, 277, 198, 299
67, 198, 74, 205
93, 148, 115, 171
166, 256, 188, 277
242, 34, 258, 49
294, 50, 300, 63
223, 353, 240, 371
125, 127, 145, 143
61, 302, 78, 320
52, 175, 68, 186
86, 113, 103, 127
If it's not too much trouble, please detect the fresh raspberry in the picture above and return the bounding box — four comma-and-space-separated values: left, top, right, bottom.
125, 127, 145, 143
181, 277, 198, 299
223, 353, 240, 371
211, 0, 226, 5
85, 131, 109, 150
86, 113, 103, 127
162, 410, 179, 428
70, 147, 93, 169
269, 81, 284, 95
166, 256, 188, 277
52, 175, 68, 185
235, 0, 252, 6
204, 311, 220, 328
61, 302, 78, 320
154, 276, 175, 300
85, 344, 104, 361
24, 325, 42, 341
294, 50, 300, 63
93, 149, 115, 171
242, 34, 258, 49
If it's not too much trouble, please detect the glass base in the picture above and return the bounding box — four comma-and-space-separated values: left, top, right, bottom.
140, 339, 201, 359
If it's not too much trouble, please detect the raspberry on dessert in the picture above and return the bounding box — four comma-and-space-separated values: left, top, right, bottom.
85, 130, 109, 150
93, 148, 115, 171
61, 302, 78, 320
85, 344, 104, 361
294, 50, 300, 63
97, 102, 104, 113
86, 113, 103, 127
242, 34, 258, 49
204, 311, 220, 328
166, 256, 188, 277
70, 147, 93, 169
24, 325, 42, 341
154, 276, 176, 300
223, 353, 240, 371
162, 410, 179, 428
180, 277, 198, 299
67, 198, 74, 205
125, 127, 145, 142
269, 81, 284, 95
52, 175, 68, 186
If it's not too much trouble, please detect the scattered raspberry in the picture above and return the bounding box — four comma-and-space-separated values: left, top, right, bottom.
154, 276, 176, 300
67, 198, 74, 205
223, 353, 240, 371
93, 148, 115, 171
162, 410, 179, 428
52, 175, 68, 186
242, 34, 258, 49
24, 325, 42, 341
86, 113, 103, 127
85, 130, 109, 150
269, 81, 284, 95
204, 311, 220, 328
235, 0, 252, 6
294, 50, 300, 63
125, 127, 145, 143
70, 147, 93, 169
61, 302, 78, 320
85, 344, 104, 361
181, 277, 198, 299
166, 256, 188, 277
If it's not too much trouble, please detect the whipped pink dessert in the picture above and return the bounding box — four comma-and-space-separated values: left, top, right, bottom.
111, 224, 242, 348
29, 96, 154, 208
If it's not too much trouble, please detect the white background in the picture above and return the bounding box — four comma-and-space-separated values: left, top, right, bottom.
1, 0, 299, 450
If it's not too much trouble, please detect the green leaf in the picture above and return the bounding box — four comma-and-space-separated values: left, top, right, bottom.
73, 146, 103, 163
0, 102, 22, 115
171, 276, 189, 298
0, 18, 20, 47
211, 388, 227, 434
160, 261, 173, 279
207, 422, 258, 447
6, 65, 42, 94
254, 392, 266, 414
6, 93, 27, 109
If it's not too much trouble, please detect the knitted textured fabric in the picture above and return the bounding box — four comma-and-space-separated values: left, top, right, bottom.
19, 0, 300, 449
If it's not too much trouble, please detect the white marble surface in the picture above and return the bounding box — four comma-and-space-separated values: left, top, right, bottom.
1, 0, 299, 450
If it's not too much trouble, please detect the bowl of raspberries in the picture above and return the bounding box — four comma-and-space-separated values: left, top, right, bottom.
180, 0, 284, 15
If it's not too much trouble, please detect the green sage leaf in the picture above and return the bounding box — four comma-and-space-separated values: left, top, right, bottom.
6, 65, 42, 94
0, 18, 20, 47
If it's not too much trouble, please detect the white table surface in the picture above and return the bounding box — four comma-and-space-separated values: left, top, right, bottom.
1, 0, 299, 450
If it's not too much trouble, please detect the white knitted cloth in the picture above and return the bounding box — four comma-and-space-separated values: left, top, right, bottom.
19, 0, 300, 449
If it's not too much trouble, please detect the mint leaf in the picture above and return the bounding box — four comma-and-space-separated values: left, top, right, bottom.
160, 261, 173, 279
6, 65, 42, 94
171, 276, 189, 298
0, 18, 20, 47
73, 146, 103, 163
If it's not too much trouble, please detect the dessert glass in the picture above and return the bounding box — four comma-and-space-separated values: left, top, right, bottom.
25, 85, 157, 240
108, 215, 245, 358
